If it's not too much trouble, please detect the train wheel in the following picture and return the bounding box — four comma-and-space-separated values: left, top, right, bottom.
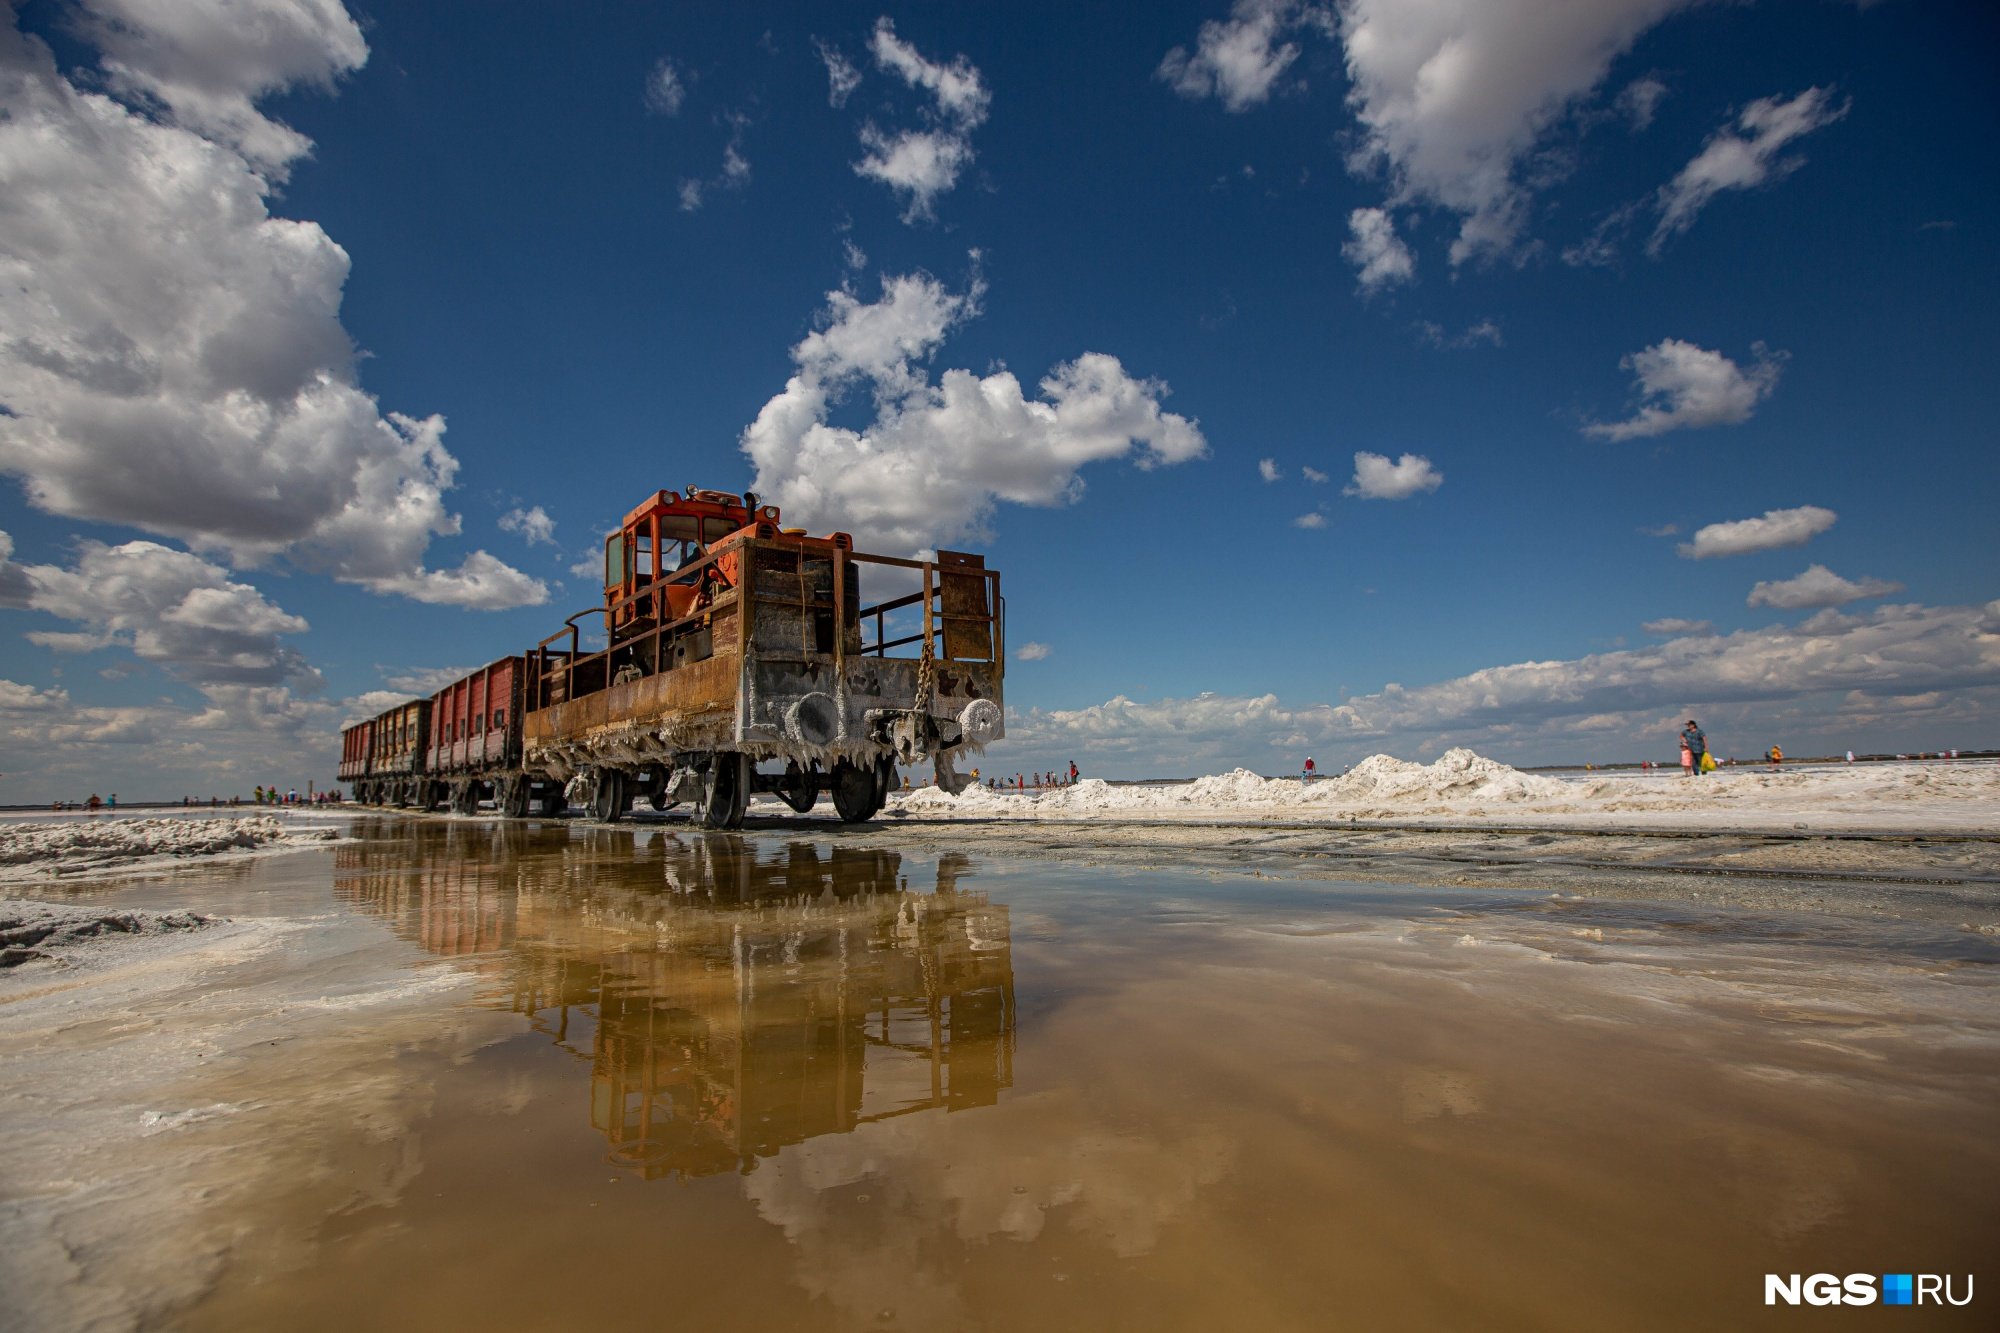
870, 756, 896, 817
646, 768, 677, 812
697, 753, 747, 830
538, 785, 568, 817
831, 759, 876, 823
498, 777, 530, 820
777, 760, 819, 814
450, 782, 476, 816
589, 769, 627, 823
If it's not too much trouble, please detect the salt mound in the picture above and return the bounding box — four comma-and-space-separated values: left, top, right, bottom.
1180, 768, 1280, 805
1309, 747, 1569, 806
0, 816, 335, 878
889, 784, 1013, 814
1032, 778, 1120, 812
887, 748, 1568, 821
895, 786, 968, 810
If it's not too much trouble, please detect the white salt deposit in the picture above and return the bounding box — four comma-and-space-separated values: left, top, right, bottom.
890, 750, 2000, 833
0, 815, 338, 880
0, 900, 219, 968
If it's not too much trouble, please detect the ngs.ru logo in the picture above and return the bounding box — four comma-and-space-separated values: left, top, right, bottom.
1765, 1273, 1975, 1307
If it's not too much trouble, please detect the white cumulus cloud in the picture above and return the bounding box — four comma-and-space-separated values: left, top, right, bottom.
1747, 565, 1903, 611
1157, 0, 1301, 112
740, 272, 1206, 554
1642, 617, 1713, 637
852, 18, 988, 222
1335, 0, 1701, 265
1293, 512, 1327, 529
1678, 505, 1835, 560
1014, 641, 1052, 662
855, 125, 973, 221
816, 39, 861, 108
1651, 87, 1848, 253
0, 3, 545, 609
677, 109, 752, 213
1345, 451, 1442, 500
499, 506, 556, 547
1302, 466, 1329, 484
1585, 339, 1782, 441
1617, 75, 1668, 131
7, 535, 316, 689
1342, 207, 1415, 292
73, 0, 367, 179
644, 57, 686, 115
380, 664, 477, 697
1258, 458, 1281, 482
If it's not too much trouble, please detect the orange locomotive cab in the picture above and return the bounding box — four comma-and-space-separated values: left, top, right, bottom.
601, 486, 852, 645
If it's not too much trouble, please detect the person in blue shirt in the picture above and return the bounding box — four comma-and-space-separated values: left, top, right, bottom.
1681, 720, 1708, 776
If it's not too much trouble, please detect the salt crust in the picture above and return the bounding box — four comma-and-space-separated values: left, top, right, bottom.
0, 815, 338, 880
0, 899, 218, 968
891, 749, 2000, 832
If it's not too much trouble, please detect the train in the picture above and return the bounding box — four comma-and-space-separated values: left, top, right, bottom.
338, 485, 1005, 827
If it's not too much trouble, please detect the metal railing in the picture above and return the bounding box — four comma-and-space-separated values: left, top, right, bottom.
526, 537, 1003, 714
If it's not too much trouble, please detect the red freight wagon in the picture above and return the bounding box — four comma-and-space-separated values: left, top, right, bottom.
343, 699, 432, 807
337, 717, 374, 785
423, 656, 559, 816
427, 657, 522, 774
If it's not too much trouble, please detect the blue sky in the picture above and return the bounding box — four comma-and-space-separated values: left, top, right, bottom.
1, 0, 1996, 794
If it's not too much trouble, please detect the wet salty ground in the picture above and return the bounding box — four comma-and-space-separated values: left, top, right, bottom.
2, 815, 1996, 1330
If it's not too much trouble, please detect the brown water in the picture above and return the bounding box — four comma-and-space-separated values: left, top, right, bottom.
7, 816, 1997, 1330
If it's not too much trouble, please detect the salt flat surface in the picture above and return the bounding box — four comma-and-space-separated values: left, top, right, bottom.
894, 749, 2000, 833
0, 814, 341, 882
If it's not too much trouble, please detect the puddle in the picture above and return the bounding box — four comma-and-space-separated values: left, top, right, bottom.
4, 817, 1996, 1330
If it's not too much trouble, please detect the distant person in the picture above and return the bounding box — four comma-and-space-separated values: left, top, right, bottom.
1680, 738, 1692, 776
1846, 750, 1855, 763
1302, 756, 1315, 784
1769, 744, 1783, 769
1681, 720, 1708, 777
1069, 760, 1079, 784
86, 793, 101, 812
107, 793, 116, 809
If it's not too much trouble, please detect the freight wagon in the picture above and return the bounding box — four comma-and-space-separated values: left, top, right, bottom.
423, 656, 567, 818
336, 485, 1004, 827
341, 699, 431, 807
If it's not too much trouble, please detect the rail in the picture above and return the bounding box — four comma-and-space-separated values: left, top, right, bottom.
525, 538, 1003, 714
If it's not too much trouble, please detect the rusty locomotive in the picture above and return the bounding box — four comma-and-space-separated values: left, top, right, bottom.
338, 487, 1004, 827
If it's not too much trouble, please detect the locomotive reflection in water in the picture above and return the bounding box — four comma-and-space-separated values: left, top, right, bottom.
333, 821, 1015, 1178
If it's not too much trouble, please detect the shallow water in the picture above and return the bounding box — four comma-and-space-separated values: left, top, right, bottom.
5, 816, 1996, 1330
